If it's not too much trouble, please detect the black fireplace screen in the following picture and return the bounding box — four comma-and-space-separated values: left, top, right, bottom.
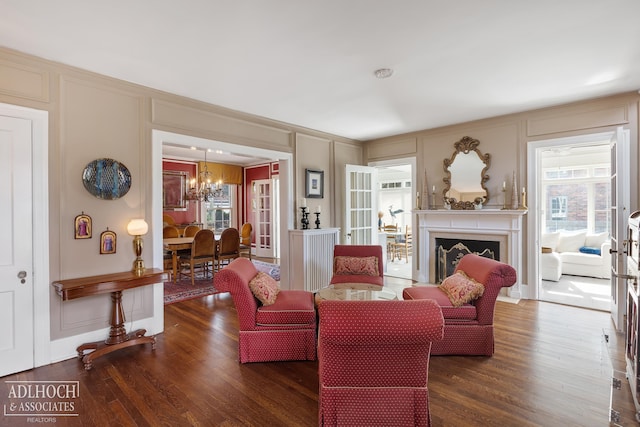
436, 238, 499, 283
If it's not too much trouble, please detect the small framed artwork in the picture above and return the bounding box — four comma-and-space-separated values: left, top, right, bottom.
74, 212, 92, 239
162, 171, 188, 210
100, 229, 117, 254
305, 169, 324, 198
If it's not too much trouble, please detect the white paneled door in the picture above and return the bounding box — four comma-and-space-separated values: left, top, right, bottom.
0, 115, 34, 376
344, 165, 377, 245
610, 127, 630, 332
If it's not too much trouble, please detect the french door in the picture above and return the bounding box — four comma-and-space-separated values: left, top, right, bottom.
344, 165, 377, 245
610, 127, 630, 331
254, 179, 277, 258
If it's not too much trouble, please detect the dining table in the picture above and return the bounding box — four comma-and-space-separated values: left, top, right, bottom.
163, 234, 221, 282
163, 236, 194, 282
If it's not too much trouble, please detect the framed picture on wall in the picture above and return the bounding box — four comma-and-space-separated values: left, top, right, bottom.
163, 171, 188, 210
100, 229, 117, 254
74, 212, 92, 239
305, 169, 324, 198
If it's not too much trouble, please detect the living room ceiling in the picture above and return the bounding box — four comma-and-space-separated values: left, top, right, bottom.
2, 1, 640, 141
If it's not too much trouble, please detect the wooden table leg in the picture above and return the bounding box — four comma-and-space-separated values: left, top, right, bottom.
77, 331, 156, 370
172, 250, 178, 282
75, 290, 156, 370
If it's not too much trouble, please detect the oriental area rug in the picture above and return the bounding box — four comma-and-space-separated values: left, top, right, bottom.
163, 259, 281, 305
163, 273, 219, 305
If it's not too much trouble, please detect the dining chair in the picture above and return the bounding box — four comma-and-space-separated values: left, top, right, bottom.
163, 214, 176, 226
163, 225, 180, 238
178, 229, 216, 285
239, 223, 253, 259
382, 223, 398, 260
215, 227, 240, 271
183, 224, 201, 237
390, 225, 412, 262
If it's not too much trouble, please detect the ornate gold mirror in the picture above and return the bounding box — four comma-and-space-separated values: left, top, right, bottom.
443, 136, 491, 210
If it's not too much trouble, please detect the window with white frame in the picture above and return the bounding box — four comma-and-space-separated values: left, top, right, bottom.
205, 184, 234, 232
550, 196, 568, 219
543, 162, 610, 233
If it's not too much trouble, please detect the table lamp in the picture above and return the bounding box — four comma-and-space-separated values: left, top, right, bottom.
127, 219, 149, 275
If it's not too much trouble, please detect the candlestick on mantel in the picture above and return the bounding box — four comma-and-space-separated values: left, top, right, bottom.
520, 187, 528, 210
430, 186, 437, 210
501, 185, 507, 210
511, 171, 519, 210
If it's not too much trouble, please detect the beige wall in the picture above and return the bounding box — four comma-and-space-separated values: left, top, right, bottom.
295, 133, 332, 226
365, 92, 640, 283
3, 43, 637, 361
0, 47, 361, 355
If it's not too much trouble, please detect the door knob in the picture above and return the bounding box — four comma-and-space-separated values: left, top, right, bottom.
17, 271, 27, 284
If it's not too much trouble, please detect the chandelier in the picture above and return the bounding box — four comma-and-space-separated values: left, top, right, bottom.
185, 149, 225, 203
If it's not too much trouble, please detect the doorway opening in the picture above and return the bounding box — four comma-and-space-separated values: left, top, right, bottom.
371, 159, 415, 280
152, 130, 293, 292
533, 135, 612, 311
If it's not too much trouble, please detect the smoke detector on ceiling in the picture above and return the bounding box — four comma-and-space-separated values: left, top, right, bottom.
374, 68, 394, 79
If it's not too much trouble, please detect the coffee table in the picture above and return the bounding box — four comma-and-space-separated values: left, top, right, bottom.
315, 285, 398, 304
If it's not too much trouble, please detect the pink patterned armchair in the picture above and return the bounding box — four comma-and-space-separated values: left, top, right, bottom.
318, 299, 444, 426
214, 258, 317, 363
403, 254, 516, 356
330, 244, 384, 288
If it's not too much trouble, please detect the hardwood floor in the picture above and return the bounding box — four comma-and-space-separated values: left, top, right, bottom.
1, 279, 636, 426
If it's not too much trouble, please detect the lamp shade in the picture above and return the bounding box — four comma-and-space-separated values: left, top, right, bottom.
127, 219, 148, 236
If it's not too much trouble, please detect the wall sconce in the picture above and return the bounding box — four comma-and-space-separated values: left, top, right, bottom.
127, 219, 149, 276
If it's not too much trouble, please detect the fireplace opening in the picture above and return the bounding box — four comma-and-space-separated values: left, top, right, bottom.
435, 238, 500, 283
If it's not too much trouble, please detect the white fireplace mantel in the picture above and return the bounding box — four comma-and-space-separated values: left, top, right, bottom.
415, 209, 527, 298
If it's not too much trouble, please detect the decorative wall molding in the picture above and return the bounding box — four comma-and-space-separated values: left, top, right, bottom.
151, 98, 293, 151
0, 59, 50, 102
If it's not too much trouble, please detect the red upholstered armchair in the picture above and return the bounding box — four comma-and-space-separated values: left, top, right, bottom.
403, 254, 516, 356
318, 300, 444, 426
330, 244, 384, 288
214, 258, 317, 363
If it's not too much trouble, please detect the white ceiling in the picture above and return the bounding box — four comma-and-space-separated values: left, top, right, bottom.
2, 1, 640, 142
162, 142, 271, 166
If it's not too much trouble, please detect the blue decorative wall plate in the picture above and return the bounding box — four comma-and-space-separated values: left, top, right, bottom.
82, 158, 131, 200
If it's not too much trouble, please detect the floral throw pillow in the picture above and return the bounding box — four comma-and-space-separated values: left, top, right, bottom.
249, 271, 280, 306
334, 256, 379, 276
438, 270, 485, 307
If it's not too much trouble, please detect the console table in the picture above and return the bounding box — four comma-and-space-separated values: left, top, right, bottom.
52, 269, 165, 370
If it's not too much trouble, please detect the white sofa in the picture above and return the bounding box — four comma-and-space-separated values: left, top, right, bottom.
540, 230, 611, 281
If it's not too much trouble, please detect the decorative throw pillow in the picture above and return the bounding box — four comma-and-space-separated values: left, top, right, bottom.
248, 271, 280, 306
585, 232, 608, 248
541, 232, 561, 252
557, 231, 587, 253
334, 256, 379, 276
579, 246, 602, 256
438, 270, 485, 307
